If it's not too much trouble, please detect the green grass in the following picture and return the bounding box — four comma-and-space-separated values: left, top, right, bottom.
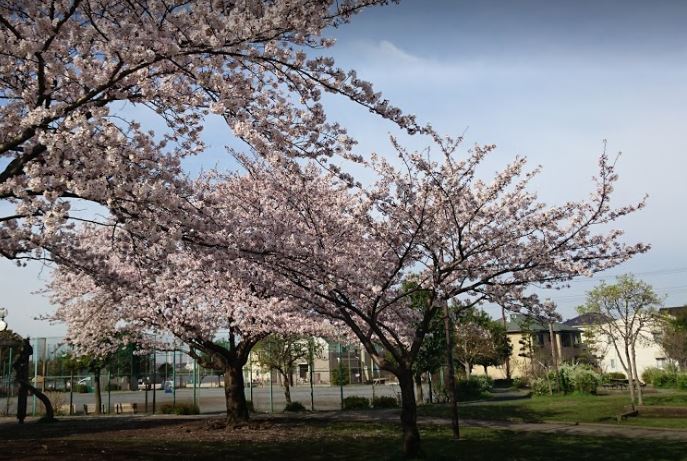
7, 423, 687, 460
418, 390, 687, 428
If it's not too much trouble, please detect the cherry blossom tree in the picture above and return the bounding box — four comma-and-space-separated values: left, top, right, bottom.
47, 227, 333, 423
1, 0, 422, 262
198, 137, 648, 456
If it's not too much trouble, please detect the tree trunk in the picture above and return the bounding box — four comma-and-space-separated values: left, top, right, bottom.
415, 374, 424, 404
94, 369, 102, 415
282, 370, 292, 405
224, 362, 250, 423
630, 343, 643, 406
623, 347, 637, 410
464, 362, 471, 379
398, 370, 421, 458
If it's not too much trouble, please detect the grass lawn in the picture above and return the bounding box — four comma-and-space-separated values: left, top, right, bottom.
3, 419, 687, 460
418, 389, 687, 428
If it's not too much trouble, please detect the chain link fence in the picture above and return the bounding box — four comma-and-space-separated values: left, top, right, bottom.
1, 336, 443, 417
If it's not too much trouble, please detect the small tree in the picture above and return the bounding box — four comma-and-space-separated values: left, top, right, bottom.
255, 335, 323, 405
578, 275, 662, 408
475, 320, 512, 376
660, 308, 687, 370
454, 308, 494, 378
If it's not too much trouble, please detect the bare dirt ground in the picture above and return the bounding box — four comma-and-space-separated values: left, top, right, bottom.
0, 415, 342, 460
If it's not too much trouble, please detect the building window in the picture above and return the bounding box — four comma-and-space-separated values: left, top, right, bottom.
561, 333, 571, 348
537, 333, 545, 346
656, 358, 667, 369
610, 359, 616, 369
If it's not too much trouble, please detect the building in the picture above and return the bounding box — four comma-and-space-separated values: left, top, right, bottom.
564, 313, 670, 378
474, 314, 585, 379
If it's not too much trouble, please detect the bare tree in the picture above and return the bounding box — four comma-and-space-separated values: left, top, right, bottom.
578, 275, 662, 408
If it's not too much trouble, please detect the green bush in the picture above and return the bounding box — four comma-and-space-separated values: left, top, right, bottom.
105, 383, 121, 391
330, 368, 350, 386
676, 374, 687, 390
531, 377, 551, 396
605, 371, 626, 381
641, 367, 663, 385
512, 377, 529, 389
557, 364, 601, 394
455, 376, 491, 401
283, 401, 306, 412
77, 384, 89, 393
160, 403, 199, 415
372, 396, 398, 408
343, 396, 370, 410
653, 371, 677, 388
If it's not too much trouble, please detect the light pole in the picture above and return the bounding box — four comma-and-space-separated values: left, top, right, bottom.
0, 307, 7, 332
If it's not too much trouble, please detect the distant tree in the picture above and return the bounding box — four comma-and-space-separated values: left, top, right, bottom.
475, 321, 512, 376
578, 275, 662, 408
660, 308, 687, 370
255, 335, 322, 405
454, 308, 495, 378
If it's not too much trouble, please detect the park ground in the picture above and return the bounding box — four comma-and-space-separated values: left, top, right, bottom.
2, 389, 687, 460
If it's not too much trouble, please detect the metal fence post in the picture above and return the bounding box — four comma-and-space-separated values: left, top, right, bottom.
269, 369, 274, 413
172, 348, 176, 407
339, 344, 344, 410
5, 347, 12, 416
193, 358, 197, 409
107, 369, 112, 414
32, 338, 38, 416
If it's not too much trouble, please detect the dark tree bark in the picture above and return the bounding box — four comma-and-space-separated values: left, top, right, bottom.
397, 369, 420, 457
224, 361, 249, 423
13, 338, 55, 422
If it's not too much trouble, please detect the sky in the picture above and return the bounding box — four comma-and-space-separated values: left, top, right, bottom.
2, 0, 687, 337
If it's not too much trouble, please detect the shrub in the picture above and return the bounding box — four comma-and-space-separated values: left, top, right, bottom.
77, 384, 89, 393
676, 374, 687, 390
531, 377, 551, 396
372, 396, 398, 408
105, 383, 121, 391
557, 364, 601, 394
283, 401, 306, 412
606, 371, 626, 381
343, 396, 370, 410
330, 368, 350, 386
641, 367, 662, 385
653, 371, 677, 388
160, 403, 200, 415
512, 377, 529, 389
455, 377, 491, 401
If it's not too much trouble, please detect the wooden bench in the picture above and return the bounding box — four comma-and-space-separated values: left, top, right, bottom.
83, 403, 106, 414
115, 402, 138, 414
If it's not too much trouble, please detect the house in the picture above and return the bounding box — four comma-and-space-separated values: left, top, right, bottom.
564, 312, 670, 378
473, 314, 585, 379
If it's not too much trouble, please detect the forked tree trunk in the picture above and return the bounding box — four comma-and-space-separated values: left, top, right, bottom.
623, 346, 637, 409
224, 362, 250, 423
397, 370, 421, 458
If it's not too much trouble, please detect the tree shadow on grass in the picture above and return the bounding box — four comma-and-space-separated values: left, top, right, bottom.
0, 416, 198, 441
5, 423, 686, 461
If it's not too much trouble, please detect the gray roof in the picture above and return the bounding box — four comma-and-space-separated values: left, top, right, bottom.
563, 313, 612, 327
505, 315, 581, 334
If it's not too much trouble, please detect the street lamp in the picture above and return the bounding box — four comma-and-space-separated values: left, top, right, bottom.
0, 307, 8, 332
